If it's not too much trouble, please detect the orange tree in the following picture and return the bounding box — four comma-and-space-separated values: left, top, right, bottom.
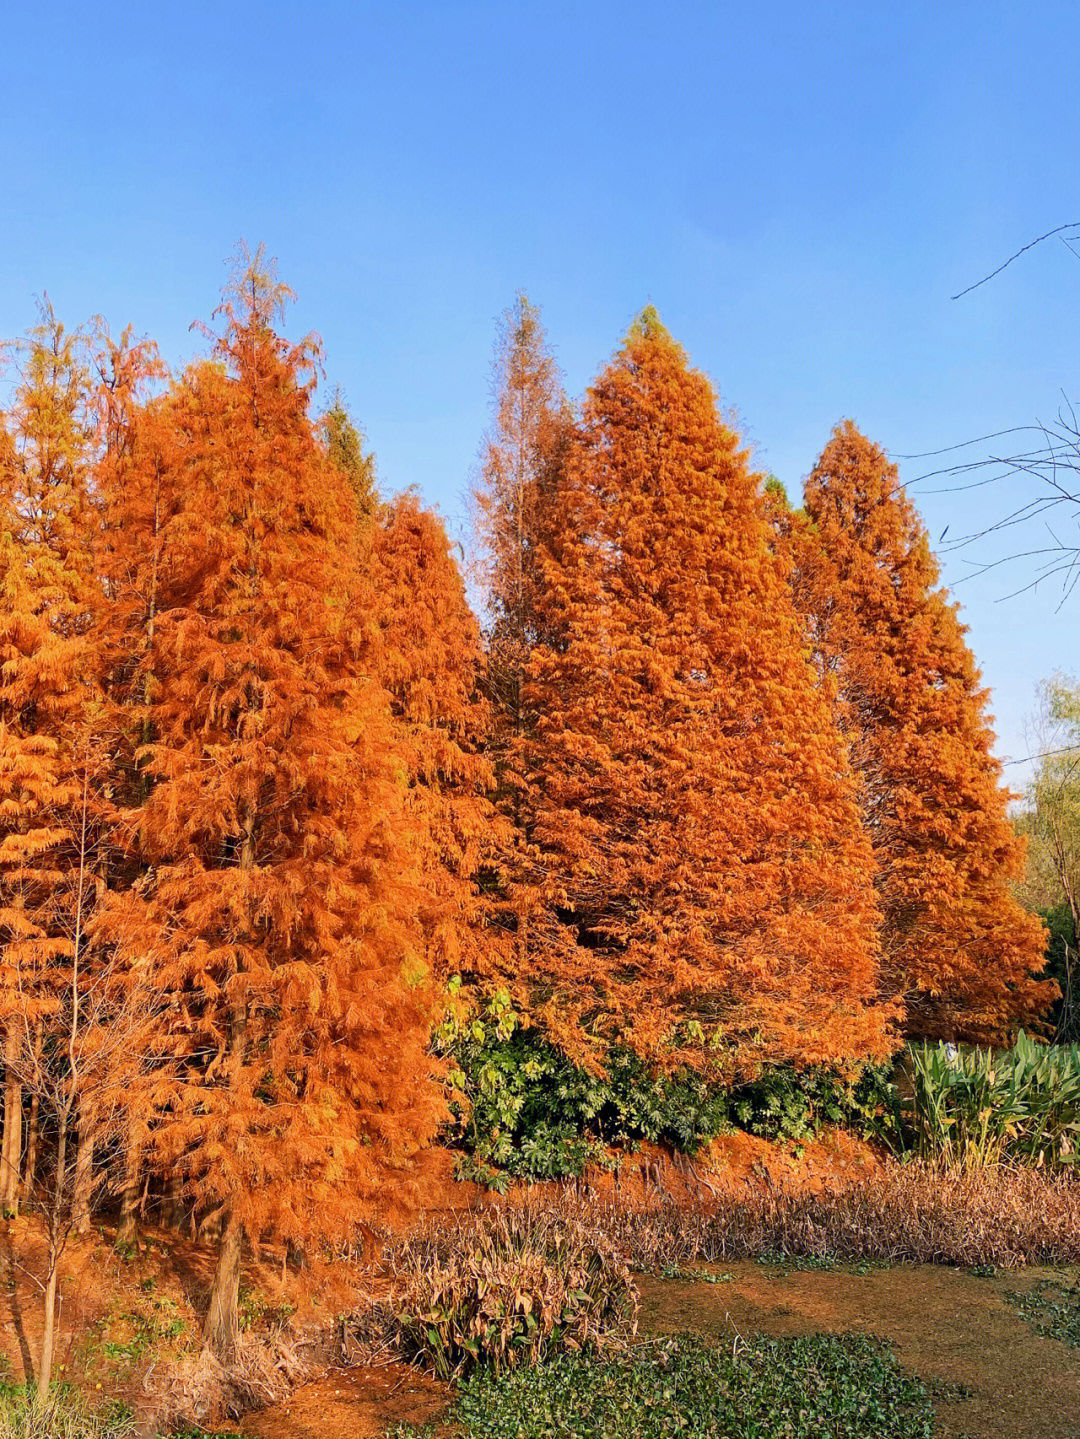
796, 421, 1052, 1040
0, 304, 101, 1217
94, 250, 446, 1356
512, 312, 893, 1077
369, 491, 507, 982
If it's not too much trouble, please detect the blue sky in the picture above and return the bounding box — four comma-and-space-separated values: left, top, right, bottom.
2, 1, 1078, 778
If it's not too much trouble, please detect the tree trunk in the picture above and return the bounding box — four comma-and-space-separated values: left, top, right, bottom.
116, 1115, 143, 1246
22, 1024, 42, 1198
71, 1105, 95, 1235
203, 1213, 243, 1358
37, 1255, 59, 1398
38, 1107, 69, 1401
1, 1029, 22, 1215
23, 1091, 39, 1196
162, 1173, 185, 1231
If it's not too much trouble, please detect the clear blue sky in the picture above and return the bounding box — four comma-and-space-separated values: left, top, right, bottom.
3, 1, 1077, 779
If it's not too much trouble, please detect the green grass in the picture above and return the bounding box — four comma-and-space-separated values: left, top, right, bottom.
389, 1332, 939, 1438
1006, 1276, 1080, 1347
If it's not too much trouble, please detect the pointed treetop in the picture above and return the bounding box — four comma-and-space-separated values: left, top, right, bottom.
627, 303, 674, 346
220, 240, 295, 330
324, 387, 377, 520
762, 474, 790, 509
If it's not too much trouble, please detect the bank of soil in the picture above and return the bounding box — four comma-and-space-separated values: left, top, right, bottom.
245, 1262, 1080, 1439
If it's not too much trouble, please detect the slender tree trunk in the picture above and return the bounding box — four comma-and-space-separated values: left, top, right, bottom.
162, 1173, 184, 1231
37, 1107, 69, 1401
22, 1021, 42, 1198
23, 1092, 39, 1196
71, 1104, 95, 1235
1, 1029, 22, 1215
203, 1213, 243, 1358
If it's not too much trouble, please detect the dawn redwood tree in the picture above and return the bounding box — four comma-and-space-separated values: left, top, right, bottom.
86, 323, 169, 1240
0, 304, 99, 1216
473, 296, 571, 970
473, 294, 570, 740
95, 249, 447, 1357
517, 312, 893, 1075
797, 421, 1052, 1040
370, 493, 506, 981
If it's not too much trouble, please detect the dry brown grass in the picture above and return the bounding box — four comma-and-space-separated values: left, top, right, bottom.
545, 1162, 1080, 1271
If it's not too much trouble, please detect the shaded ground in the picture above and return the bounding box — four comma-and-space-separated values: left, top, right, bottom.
246, 1262, 1080, 1439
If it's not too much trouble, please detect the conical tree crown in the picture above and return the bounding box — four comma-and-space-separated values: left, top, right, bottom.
800, 420, 1052, 1040
95, 256, 447, 1252
519, 322, 892, 1073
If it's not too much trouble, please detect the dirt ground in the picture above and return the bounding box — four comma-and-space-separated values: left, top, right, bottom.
639, 1261, 1080, 1439
245, 1262, 1080, 1439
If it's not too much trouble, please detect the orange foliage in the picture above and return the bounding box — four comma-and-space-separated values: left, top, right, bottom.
0, 262, 1061, 1355
795, 421, 1052, 1040
510, 313, 894, 1075
0, 305, 102, 1212
92, 251, 447, 1350
369, 492, 507, 980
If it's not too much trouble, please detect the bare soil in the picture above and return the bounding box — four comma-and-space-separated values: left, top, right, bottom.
245, 1262, 1080, 1439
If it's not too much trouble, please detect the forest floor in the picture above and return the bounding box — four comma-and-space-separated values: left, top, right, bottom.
242, 1260, 1080, 1439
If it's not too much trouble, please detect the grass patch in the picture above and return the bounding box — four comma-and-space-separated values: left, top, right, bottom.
389, 1332, 939, 1438
0, 1385, 134, 1439
1006, 1276, 1080, 1347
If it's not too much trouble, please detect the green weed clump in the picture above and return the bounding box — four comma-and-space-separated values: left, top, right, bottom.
418, 1332, 937, 1439
391, 1205, 639, 1378
907, 1031, 1080, 1170
1006, 1276, 1080, 1347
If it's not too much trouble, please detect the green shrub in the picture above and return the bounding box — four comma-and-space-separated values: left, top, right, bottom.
392, 1205, 638, 1378
438, 989, 898, 1183
907, 1031, 1080, 1169
447, 1332, 937, 1439
731, 1062, 899, 1147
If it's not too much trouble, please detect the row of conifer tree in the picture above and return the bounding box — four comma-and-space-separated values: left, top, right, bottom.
0, 247, 1052, 1357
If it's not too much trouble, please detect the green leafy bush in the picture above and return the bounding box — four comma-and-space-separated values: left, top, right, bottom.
730, 1062, 899, 1147
907, 1031, 1080, 1169
392, 1205, 638, 1378
438, 989, 898, 1184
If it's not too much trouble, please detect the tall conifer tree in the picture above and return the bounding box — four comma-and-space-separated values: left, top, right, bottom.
474, 294, 569, 735
95, 251, 446, 1355
797, 421, 1052, 1040
473, 296, 571, 971
371, 494, 506, 981
0, 305, 100, 1215
516, 313, 892, 1074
